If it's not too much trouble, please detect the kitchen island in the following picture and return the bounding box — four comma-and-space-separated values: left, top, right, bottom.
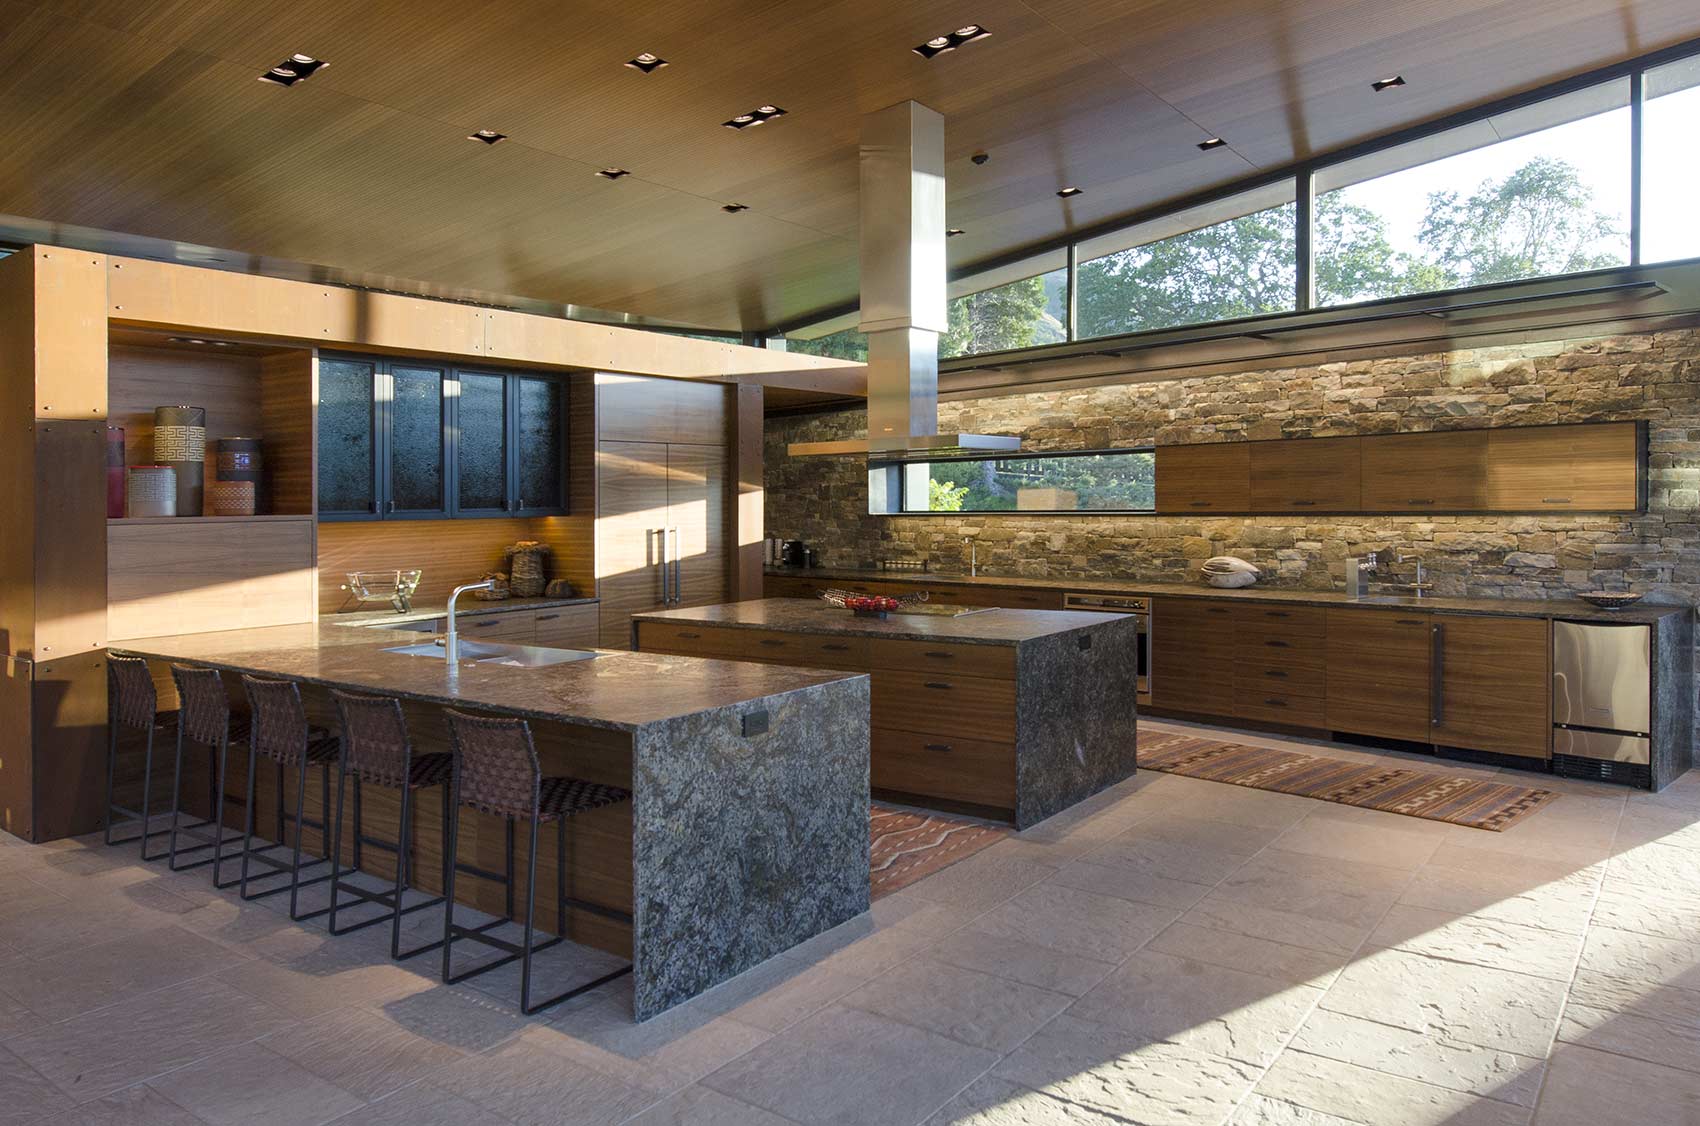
110, 623, 870, 1020
634, 599, 1141, 828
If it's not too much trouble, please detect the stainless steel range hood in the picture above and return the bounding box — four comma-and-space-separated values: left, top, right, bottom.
788, 101, 1020, 459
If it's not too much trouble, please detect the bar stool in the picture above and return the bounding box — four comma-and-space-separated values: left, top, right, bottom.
104, 656, 178, 857
326, 690, 454, 959
441, 709, 634, 1014
229, 675, 340, 919
164, 665, 249, 872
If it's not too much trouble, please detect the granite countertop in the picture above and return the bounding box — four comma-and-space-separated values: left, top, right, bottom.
109, 623, 861, 732
328, 594, 599, 629
635, 598, 1131, 645
766, 567, 1691, 625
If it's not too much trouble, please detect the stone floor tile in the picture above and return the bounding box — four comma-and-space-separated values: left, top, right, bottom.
1145, 922, 1345, 988
145, 1042, 363, 1126
921, 1074, 1135, 1125
213, 930, 437, 1021
1534, 1044, 1700, 1125
1591, 880, 1700, 941
431, 1031, 668, 1126
324, 1082, 512, 1126
1292, 1009, 1546, 1106
0, 1044, 75, 1125
992, 1014, 1260, 1123
1111, 812, 1290, 856
1605, 839, 1700, 894
1320, 947, 1567, 1057
623, 1084, 799, 1125
686, 955, 864, 1033
894, 852, 1051, 915
1231, 1092, 1364, 1124
1424, 844, 1603, 888
1076, 833, 1249, 885
841, 958, 1073, 1053
1557, 1002, 1700, 1075
702, 1005, 998, 1126
545, 993, 772, 1091
6, 978, 297, 1102
368, 984, 534, 1054
1578, 925, 1700, 988
1065, 949, 1322, 1067
1397, 865, 1597, 935
1271, 816, 1443, 870
1256, 1049, 1529, 1126
260, 1006, 469, 1102
1182, 896, 1371, 957
1565, 969, 1700, 1031
0, 925, 249, 1022
924, 928, 1118, 997
1047, 857, 1216, 910
1363, 904, 1584, 982
968, 883, 1178, 962
38, 1084, 208, 1125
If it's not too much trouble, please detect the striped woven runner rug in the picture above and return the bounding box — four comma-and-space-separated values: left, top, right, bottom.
870, 804, 1009, 899
1139, 731, 1558, 831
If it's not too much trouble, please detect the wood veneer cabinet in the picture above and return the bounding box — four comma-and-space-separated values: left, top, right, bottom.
1153, 443, 1250, 513
1151, 599, 1239, 715
1154, 422, 1642, 515
1430, 615, 1551, 760
1248, 436, 1361, 513
1324, 608, 1433, 742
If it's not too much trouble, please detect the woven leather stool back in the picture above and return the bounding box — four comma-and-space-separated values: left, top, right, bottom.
108, 655, 159, 731
170, 665, 231, 746
331, 690, 411, 786
242, 675, 312, 766
444, 709, 540, 819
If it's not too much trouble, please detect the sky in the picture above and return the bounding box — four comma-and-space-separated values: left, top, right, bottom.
1324, 85, 1700, 266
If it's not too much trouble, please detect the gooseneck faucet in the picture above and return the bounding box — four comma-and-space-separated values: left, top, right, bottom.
444, 580, 496, 664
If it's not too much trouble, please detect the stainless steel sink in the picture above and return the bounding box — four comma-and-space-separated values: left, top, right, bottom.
380, 640, 599, 667
362, 620, 437, 633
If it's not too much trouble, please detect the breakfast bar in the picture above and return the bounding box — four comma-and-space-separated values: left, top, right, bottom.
634, 598, 1142, 828
110, 622, 871, 1020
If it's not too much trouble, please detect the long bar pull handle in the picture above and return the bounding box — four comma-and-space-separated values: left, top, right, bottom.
670, 528, 681, 606
1430, 622, 1445, 728
656, 528, 670, 605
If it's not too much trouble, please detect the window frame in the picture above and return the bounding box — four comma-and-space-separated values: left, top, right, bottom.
868, 446, 1158, 516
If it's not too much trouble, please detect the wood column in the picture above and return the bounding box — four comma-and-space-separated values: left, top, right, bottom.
0, 245, 110, 841
731, 382, 764, 601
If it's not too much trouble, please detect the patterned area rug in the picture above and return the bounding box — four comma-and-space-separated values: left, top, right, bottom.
870, 805, 1009, 899
1139, 731, 1558, 832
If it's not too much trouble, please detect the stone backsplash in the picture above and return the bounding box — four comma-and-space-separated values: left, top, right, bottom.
764, 326, 1700, 604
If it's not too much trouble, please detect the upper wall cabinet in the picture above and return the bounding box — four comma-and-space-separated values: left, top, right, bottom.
317, 353, 568, 521
1155, 422, 1643, 516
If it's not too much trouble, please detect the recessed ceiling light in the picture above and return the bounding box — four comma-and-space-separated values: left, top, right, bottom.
1197, 137, 1227, 150
947, 228, 965, 237
721, 203, 749, 213
257, 54, 327, 86
597, 168, 630, 179
625, 52, 668, 73
1056, 186, 1083, 198
468, 129, 507, 144
914, 23, 991, 58
1371, 75, 1406, 91
724, 105, 787, 129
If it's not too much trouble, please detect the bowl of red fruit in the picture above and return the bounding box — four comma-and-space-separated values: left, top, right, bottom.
844, 595, 900, 619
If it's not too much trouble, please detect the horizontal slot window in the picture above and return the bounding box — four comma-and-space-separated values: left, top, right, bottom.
870, 449, 1155, 514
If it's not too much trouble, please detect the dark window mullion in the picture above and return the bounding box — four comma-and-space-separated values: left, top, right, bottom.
1630, 68, 1645, 266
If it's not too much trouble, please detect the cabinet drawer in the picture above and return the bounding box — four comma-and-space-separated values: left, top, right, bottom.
635, 621, 744, 658
1240, 633, 1325, 671
1237, 661, 1326, 696
981, 587, 1065, 610
877, 638, 1016, 679
460, 610, 536, 642
1233, 690, 1326, 727
725, 629, 870, 670
871, 728, 1015, 810
532, 605, 600, 650
1237, 605, 1326, 631
870, 670, 1016, 742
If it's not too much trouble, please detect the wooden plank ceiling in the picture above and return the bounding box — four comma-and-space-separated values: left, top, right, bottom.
1, 0, 1696, 331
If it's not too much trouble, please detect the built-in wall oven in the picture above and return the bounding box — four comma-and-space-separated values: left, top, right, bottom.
1063, 593, 1150, 705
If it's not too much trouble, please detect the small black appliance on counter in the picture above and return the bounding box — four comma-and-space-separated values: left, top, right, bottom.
780, 539, 810, 567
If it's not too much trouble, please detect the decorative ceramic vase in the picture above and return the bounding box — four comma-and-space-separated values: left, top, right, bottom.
125, 465, 177, 518
105, 426, 126, 518
153, 405, 206, 516
213, 436, 263, 516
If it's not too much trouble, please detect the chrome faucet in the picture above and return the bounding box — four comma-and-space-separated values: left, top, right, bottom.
444, 580, 496, 664
965, 536, 977, 578
1396, 552, 1430, 598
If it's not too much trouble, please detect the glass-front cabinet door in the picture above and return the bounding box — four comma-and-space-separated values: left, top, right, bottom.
514, 375, 565, 514
386, 363, 449, 517
453, 370, 510, 516
318, 356, 379, 517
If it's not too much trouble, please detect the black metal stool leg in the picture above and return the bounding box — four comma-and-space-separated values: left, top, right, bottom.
166, 726, 188, 869
287, 756, 311, 918
232, 738, 261, 893
353, 775, 364, 869
556, 818, 567, 938
520, 815, 540, 1013
504, 816, 516, 920
137, 726, 158, 860
440, 786, 460, 984
328, 760, 349, 935
102, 716, 119, 847
390, 782, 413, 959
